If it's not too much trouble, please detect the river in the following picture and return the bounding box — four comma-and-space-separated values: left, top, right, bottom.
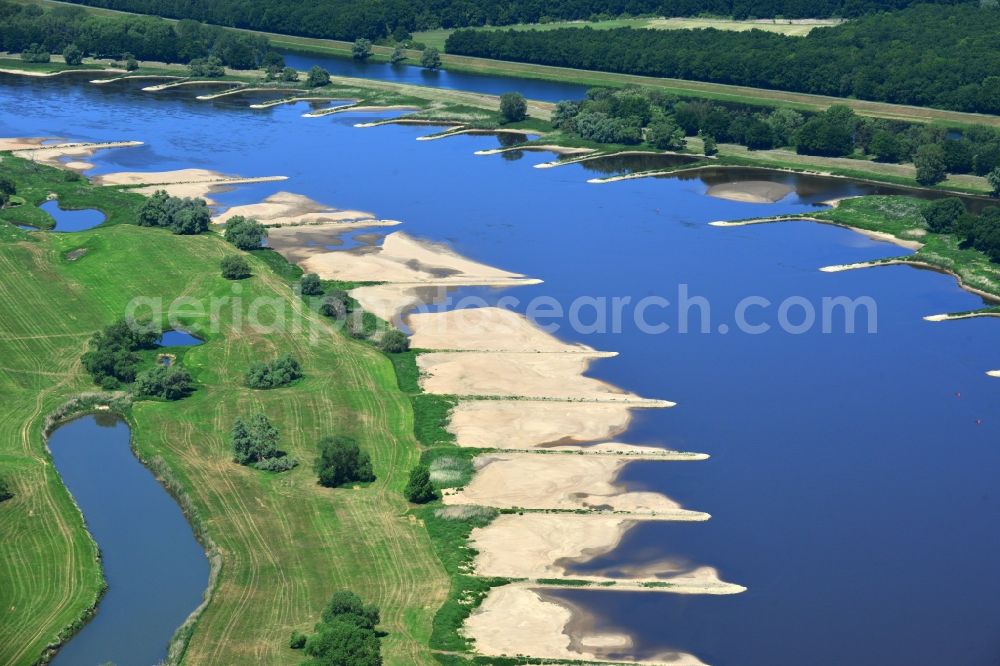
4, 71, 1000, 665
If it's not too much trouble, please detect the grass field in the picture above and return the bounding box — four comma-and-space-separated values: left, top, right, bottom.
0, 156, 449, 664
412, 16, 842, 50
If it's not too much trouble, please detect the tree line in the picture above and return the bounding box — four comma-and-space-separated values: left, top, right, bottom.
53, 0, 974, 43
552, 87, 1000, 187
447, 4, 1000, 115
0, 1, 269, 68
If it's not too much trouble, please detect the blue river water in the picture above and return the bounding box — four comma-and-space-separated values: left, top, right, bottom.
47, 415, 208, 666
4, 72, 1000, 665
279, 50, 588, 102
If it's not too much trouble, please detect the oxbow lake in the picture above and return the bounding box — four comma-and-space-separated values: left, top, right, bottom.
5, 71, 1000, 666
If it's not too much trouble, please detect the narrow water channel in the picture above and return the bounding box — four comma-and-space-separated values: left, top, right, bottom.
47, 415, 208, 666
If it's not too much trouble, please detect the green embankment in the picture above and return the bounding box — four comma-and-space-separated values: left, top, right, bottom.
0, 155, 449, 665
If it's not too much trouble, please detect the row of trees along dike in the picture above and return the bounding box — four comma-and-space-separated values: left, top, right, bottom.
54, 0, 973, 42
446, 4, 1000, 115
1, 0, 271, 69
548, 87, 1000, 189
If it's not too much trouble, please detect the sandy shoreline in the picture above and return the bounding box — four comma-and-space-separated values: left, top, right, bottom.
408, 306, 599, 352
709, 215, 925, 251
706, 180, 793, 203
464, 584, 709, 665
95, 169, 288, 203
212, 191, 389, 228
9, 140, 143, 170
444, 453, 706, 517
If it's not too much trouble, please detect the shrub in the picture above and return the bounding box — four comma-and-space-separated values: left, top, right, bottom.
221, 255, 251, 280
289, 631, 307, 649
0, 175, 15, 208
0, 475, 12, 503
319, 290, 350, 320
404, 464, 437, 504
390, 45, 406, 64
231, 413, 280, 465
352, 38, 373, 60
62, 43, 83, 66
123, 52, 139, 71
420, 47, 441, 70
223, 215, 267, 250
81, 318, 159, 387
922, 198, 966, 234
499, 92, 527, 123
377, 329, 410, 353
315, 436, 374, 487
298, 273, 323, 296
189, 56, 224, 77
245, 354, 303, 389
306, 65, 330, 88
296, 591, 382, 665
21, 43, 50, 63
253, 456, 299, 472
133, 365, 193, 400
137, 190, 210, 234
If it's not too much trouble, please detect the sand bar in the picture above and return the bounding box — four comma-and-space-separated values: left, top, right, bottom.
300, 231, 534, 284
249, 96, 334, 109
476, 144, 594, 158
464, 584, 707, 665
0, 67, 122, 78
11, 140, 143, 169
923, 311, 1000, 322
444, 453, 705, 517
471, 513, 743, 594
0, 137, 48, 151
987, 370, 1000, 378
95, 169, 287, 203
142, 79, 233, 92
706, 180, 793, 203
213, 192, 387, 228
418, 351, 672, 404
408, 306, 598, 353
710, 216, 924, 251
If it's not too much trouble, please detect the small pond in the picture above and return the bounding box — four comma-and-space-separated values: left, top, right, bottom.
157, 330, 203, 347
40, 199, 105, 232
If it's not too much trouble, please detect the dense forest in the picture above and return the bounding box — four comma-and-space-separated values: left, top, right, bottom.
447, 4, 1000, 114
57, 0, 973, 41
0, 1, 269, 67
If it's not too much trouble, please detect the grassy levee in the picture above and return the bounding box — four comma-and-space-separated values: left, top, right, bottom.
0, 156, 448, 664
17, 0, 1000, 130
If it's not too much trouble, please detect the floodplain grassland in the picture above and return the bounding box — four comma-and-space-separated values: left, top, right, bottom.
0, 155, 450, 665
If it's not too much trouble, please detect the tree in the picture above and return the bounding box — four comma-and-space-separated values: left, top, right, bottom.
321, 590, 380, 629
551, 100, 580, 129
299, 273, 323, 296
0, 175, 15, 208
870, 130, 906, 163
404, 464, 437, 503
389, 45, 406, 64
306, 65, 330, 88
231, 413, 280, 465
319, 290, 350, 320
281, 67, 299, 82
188, 56, 224, 77
914, 143, 947, 186
922, 198, 965, 233
123, 52, 139, 71
245, 354, 303, 388
499, 92, 527, 123
62, 43, 83, 66
304, 618, 382, 666
0, 475, 12, 503
223, 215, 267, 250
221, 255, 251, 280
646, 117, 685, 151
315, 436, 374, 487
420, 47, 441, 70
377, 329, 409, 353
988, 167, 1000, 198
352, 38, 373, 61
744, 119, 775, 150
81, 318, 158, 387
262, 50, 284, 70
21, 43, 50, 64
133, 365, 193, 400
701, 133, 718, 156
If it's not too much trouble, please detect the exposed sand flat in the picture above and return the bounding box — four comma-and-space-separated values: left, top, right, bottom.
710, 216, 924, 251
923, 311, 1000, 322
90, 74, 182, 84
11, 140, 143, 169
448, 399, 633, 449
464, 585, 707, 665
300, 231, 534, 284
471, 513, 742, 595
444, 453, 706, 517
987, 370, 1000, 378
418, 352, 673, 405
706, 180, 793, 203
264, 224, 396, 264
95, 168, 226, 186
349, 283, 446, 323
408, 307, 598, 352
476, 144, 593, 158
819, 259, 897, 273
142, 79, 234, 92
0, 67, 122, 78
0, 137, 48, 151
213, 192, 386, 228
